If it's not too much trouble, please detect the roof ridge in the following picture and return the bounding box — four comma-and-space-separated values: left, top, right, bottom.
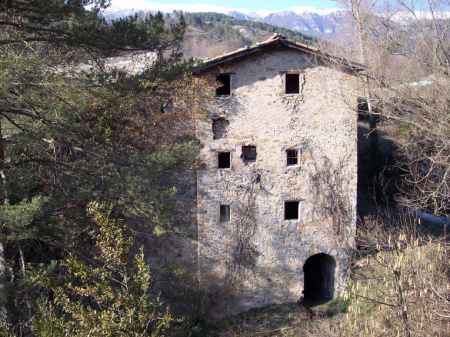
194, 36, 365, 74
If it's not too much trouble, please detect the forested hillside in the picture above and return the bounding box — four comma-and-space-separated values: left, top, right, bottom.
103, 6, 352, 40
104, 10, 316, 58
182, 12, 315, 58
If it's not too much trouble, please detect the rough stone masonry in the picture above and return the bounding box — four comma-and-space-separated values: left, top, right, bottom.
193, 35, 364, 317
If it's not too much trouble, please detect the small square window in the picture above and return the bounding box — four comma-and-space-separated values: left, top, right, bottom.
220, 205, 230, 222
284, 201, 299, 220
286, 149, 298, 166
212, 117, 229, 140
285, 73, 299, 94
242, 145, 257, 162
216, 74, 231, 96
218, 152, 231, 169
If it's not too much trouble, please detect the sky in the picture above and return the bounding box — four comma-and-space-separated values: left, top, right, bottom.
106, 0, 450, 15
107, 0, 341, 15
136, 0, 339, 11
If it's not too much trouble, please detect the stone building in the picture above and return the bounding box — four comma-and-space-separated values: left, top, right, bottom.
191, 34, 364, 316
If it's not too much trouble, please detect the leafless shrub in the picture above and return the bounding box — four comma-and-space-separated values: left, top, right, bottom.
343, 210, 449, 337
310, 154, 355, 240
214, 210, 448, 337
335, 0, 450, 215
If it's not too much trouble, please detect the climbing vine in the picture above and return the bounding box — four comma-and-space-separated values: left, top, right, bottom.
223, 171, 261, 286
309, 153, 355, 241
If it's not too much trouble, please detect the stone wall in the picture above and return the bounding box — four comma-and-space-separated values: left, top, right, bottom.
196, 48, 361, 317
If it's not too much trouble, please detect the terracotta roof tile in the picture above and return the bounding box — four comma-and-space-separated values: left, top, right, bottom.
193, 35, 364, 74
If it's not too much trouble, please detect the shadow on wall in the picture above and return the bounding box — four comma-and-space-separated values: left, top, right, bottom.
357, 121, 400, 217
308, 151, 355, 239
199, 153, 351, 316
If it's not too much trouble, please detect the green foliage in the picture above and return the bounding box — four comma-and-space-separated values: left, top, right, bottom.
0, 46, 199, 244
0, 197, 47, 242
31, 202, 173, 337
1, 1, 185, 55
0, 2, 198, 236
0, 1, 201, 334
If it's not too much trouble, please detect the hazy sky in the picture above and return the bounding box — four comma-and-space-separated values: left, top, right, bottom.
106, 0, 450, 15
108, 0, 341, 13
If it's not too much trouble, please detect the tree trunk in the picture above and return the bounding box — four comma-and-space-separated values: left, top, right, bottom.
0, 117, 7, 318
352, 0, 379, 180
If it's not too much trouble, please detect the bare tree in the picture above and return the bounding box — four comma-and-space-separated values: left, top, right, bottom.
335, 0, 449, 216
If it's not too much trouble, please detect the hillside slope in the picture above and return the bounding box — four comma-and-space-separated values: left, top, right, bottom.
183, 12, 316, 58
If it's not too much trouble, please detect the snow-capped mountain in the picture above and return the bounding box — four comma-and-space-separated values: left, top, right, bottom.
101, 4, 349, 39
102, 2, 450, 39
242, 10, 350, 37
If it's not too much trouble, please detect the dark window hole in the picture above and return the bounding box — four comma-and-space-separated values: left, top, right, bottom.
220, 204, 230, 222
216, 74, 231, 96
285, 73, 300, 94
218, 152, 231, 169
286, 149, 298, 166
242, 145, 257, 162
284, 201, 299, 220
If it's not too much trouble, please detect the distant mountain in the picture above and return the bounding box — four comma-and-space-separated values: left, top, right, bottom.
182, 12, 317, 58
102, 5, 450, 42
102, 10, 317, 59
242, 10, 352, 38
102, 7, 351, 40
226, 11, 254, 21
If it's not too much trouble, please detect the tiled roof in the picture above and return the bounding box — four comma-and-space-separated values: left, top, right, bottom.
193, 34, 365, 74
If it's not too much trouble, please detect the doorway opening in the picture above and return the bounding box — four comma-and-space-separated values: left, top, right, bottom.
302, 253, 336, 304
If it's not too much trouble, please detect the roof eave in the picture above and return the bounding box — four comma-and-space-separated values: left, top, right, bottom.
192, 36, 366, 75
192, 39, 285, 74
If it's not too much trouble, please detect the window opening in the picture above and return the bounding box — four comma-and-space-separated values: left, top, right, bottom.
285, 73, 300, 94
216, 74, 231, 96
220, 205, 230, 222
286, 149, 298, 166
212, 118, 229, 140
241, 145, 257, 162
285, 201, 299, 220
218, 152, 231, 169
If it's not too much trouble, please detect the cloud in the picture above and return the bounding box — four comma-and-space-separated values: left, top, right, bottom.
105, 0, 449, 19
287, 6, 343, 15
389, 10, 450, 22
107, 0, 248, 14
105, 0, 341, 17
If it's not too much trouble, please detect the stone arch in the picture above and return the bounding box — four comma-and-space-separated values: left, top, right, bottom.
302, 253, 336, 303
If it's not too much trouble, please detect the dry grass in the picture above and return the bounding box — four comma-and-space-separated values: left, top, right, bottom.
209, 300, 348, 337
341, 239, 449, 337
211, 221, 448, 337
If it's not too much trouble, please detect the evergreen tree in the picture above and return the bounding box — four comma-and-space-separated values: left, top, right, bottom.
0, 1, 200, 334
31, 202, 173, 337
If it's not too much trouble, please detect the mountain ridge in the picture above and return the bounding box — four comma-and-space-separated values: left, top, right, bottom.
102, 7, 349, 39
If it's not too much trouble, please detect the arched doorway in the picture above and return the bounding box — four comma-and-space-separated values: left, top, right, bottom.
303, 253, 336, 303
